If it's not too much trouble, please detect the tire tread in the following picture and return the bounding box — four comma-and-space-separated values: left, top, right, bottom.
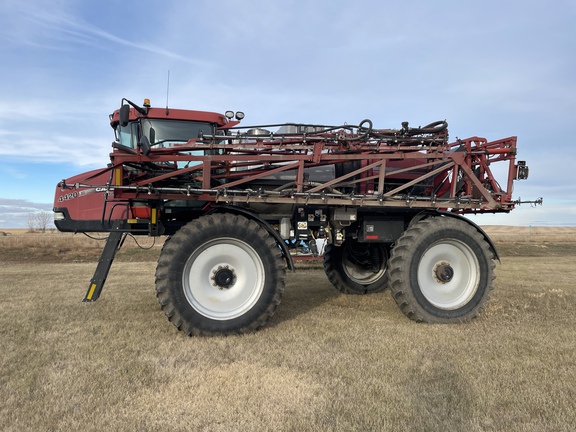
155, 213, 285, 336
388, 216, 495, 323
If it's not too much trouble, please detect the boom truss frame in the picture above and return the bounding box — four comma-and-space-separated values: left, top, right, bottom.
79, 124, 521, 215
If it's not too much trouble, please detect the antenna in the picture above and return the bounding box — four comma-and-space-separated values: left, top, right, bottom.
165, 70, 170, 115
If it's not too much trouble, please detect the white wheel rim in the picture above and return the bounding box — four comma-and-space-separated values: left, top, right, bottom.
183, 238, 264, 320
342, 249, 386, 285
417, 239, 480, 310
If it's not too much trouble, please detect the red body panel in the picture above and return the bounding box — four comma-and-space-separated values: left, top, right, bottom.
53, 168, 128, 223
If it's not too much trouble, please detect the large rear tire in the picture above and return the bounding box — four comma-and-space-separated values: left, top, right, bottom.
155, 214, 285, 336
388, 217, 495, 322
323, 240, 389, 294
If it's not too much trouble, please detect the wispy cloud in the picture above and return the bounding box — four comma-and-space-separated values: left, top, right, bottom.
0, 99, 89, 122
0, 133, 110, 167
1, 2, 209, 66
0, 198, 52, 211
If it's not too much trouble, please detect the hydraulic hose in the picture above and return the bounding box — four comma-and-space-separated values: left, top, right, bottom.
405, 120, 448, 136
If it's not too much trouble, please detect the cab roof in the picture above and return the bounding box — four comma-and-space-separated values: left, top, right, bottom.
110, 106, 230, 128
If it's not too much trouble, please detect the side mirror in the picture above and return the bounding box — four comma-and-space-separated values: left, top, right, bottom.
139, 135, 151, 156
149, 127, 156, 145
119, 104, 130, 127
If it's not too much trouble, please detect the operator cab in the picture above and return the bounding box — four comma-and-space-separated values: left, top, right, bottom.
114, 116, 217, 150
110, 98, 241, 154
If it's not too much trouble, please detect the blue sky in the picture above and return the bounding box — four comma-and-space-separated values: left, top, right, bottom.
0, 0, 575, 228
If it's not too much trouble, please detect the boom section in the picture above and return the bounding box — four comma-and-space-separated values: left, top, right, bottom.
85, 122, 523, 213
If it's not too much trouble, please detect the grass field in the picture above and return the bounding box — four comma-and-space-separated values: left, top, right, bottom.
1, 228, 575, 431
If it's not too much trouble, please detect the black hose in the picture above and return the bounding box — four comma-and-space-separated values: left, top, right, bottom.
405, 120, 448, 136
353, 119, 373, 140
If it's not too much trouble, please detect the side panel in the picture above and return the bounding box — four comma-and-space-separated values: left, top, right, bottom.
53, 168, 127, 232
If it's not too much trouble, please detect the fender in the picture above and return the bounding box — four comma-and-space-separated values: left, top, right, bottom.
410, 210, 500, 263
207, 205, 296, 272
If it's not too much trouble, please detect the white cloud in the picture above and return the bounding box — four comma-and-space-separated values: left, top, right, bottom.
0, 99, 86, 123
0, 133, 110, 167
0, 1, 209, 66
0, 198, 53, 229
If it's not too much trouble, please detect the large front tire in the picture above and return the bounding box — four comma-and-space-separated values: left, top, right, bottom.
155, 214, 285, 336
323, 240, 389, 294
388, 217, 495, 323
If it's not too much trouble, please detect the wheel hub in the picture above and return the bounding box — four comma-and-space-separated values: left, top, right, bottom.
211, 266, 236, 289
434, 261, 454, 283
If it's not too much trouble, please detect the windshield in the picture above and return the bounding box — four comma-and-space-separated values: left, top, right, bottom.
117, 119, 215, 149
141, 119, 214, 147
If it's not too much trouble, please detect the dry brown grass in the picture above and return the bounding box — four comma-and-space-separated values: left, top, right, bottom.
482, 225, 576, 243
1, 228, 576, 431
0, 231, 162, 263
